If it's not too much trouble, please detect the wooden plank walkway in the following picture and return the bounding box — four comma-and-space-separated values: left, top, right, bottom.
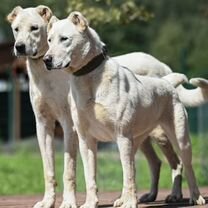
0, 188, 207, 208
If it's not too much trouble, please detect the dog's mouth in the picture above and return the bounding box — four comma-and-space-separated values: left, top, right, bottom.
45, 62, 53, 71
15, 49, 38, 58
43, 56, 71, 71
64, 61, 70, 68
45, 63, 69, 71
32, 51, 38, 57
15, 50, 26, 57
48, 61, 70, 71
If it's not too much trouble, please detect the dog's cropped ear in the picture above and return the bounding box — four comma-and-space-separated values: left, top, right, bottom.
47, 15, 59, 32
36, 5, 52, 22
68, 11, 88, 32
7, 6, 23, 23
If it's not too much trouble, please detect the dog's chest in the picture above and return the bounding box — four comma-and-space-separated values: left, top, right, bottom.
77, 100, 115, 141
91, 101, 110, 123
29, 81, 69, 120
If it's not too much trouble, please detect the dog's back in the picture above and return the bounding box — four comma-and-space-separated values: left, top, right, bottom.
113, 52, 172, 77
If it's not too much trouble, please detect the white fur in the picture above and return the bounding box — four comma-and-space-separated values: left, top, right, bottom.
113, 53, 208, 107
8, 6, 78, 208
172, 162, 183, 183
113, 52, 172, 77
45, 12, 205, 208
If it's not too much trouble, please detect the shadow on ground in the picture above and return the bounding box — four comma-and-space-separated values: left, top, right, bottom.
98, 197, 208, 207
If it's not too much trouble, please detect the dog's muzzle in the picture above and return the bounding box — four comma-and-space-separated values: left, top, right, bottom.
15, 42, 26, 55
43, 55, 53, 70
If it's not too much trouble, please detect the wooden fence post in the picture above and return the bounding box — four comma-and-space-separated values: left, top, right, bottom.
8, 70, 21, 144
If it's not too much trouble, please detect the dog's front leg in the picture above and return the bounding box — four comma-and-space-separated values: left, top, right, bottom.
79, 136, 98, 208
33, 119, 56, 208
60, 116, 78, 208
114, 136, 137, 208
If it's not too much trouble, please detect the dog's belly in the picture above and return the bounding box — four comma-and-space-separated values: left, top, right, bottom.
87, 114, 157, 143
88, 124, 114, 142
132, 122, 158, 141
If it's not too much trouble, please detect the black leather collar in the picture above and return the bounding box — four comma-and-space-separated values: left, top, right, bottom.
73, 48, 107, 77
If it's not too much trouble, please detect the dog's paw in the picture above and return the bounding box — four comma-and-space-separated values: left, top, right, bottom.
113, 198, 123, 207
196, 195, 206, 205
113, 194, 137, 208
80, 192, 98, 208
80, 202, 98, 208
189, 195, 206, 205
33, 199, 55, 208
165, 193, 183, 203
139, 192, 157, 203
59, 201, 77, 208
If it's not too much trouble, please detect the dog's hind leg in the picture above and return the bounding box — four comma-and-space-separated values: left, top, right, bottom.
139, 137, 161, 203
153, 130, 183, 203
59, 115, 78, 208
161, 103, 205, 205
114, 135, 137, 208
137, 134, 182, 203
33, 118, 56, 208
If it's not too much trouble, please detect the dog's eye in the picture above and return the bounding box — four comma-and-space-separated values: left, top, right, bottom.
31, 25, 39, 31
48, 38, 51, 43
60, 36, 69, 42
14, 27, 19, 32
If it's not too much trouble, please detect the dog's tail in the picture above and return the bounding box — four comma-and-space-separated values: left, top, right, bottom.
190, 77, 208, 88
163, 74, 208, 107
163, 73, 188, 88
175, 78, 208, 107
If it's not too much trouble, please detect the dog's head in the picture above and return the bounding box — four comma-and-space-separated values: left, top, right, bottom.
7, 5, 52, 58
44, 11, 103, 71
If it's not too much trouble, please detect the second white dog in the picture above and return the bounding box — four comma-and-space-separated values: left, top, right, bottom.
45, 12, 205, 208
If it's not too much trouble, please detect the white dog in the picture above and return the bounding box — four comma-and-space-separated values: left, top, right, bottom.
7, 6, 185, 207
45, 11, 205, 208
7, 6, 182, 207
7, 6, 78, 208
7, 5, 208, 208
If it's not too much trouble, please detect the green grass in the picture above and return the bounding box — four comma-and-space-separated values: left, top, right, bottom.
0, 136, 207, 195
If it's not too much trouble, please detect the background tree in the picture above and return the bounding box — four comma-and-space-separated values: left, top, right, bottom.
1, 0, 208, 77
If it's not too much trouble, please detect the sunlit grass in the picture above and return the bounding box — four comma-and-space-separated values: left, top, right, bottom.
0, 135, 207, 195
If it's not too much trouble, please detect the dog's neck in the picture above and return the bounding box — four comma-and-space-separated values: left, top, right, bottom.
72, 48, 107, 76
71, 48, 103, 72
26, 42, 49, 83
69, 28, 104, 72
26, 56, 48, 85
69, 57, 110, 110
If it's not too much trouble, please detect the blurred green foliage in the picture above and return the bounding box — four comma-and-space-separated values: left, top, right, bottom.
2, 0, 208, 77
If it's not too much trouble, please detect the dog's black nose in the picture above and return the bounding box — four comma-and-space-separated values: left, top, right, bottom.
43, 55, 53, 70
15, 42, 26, 54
